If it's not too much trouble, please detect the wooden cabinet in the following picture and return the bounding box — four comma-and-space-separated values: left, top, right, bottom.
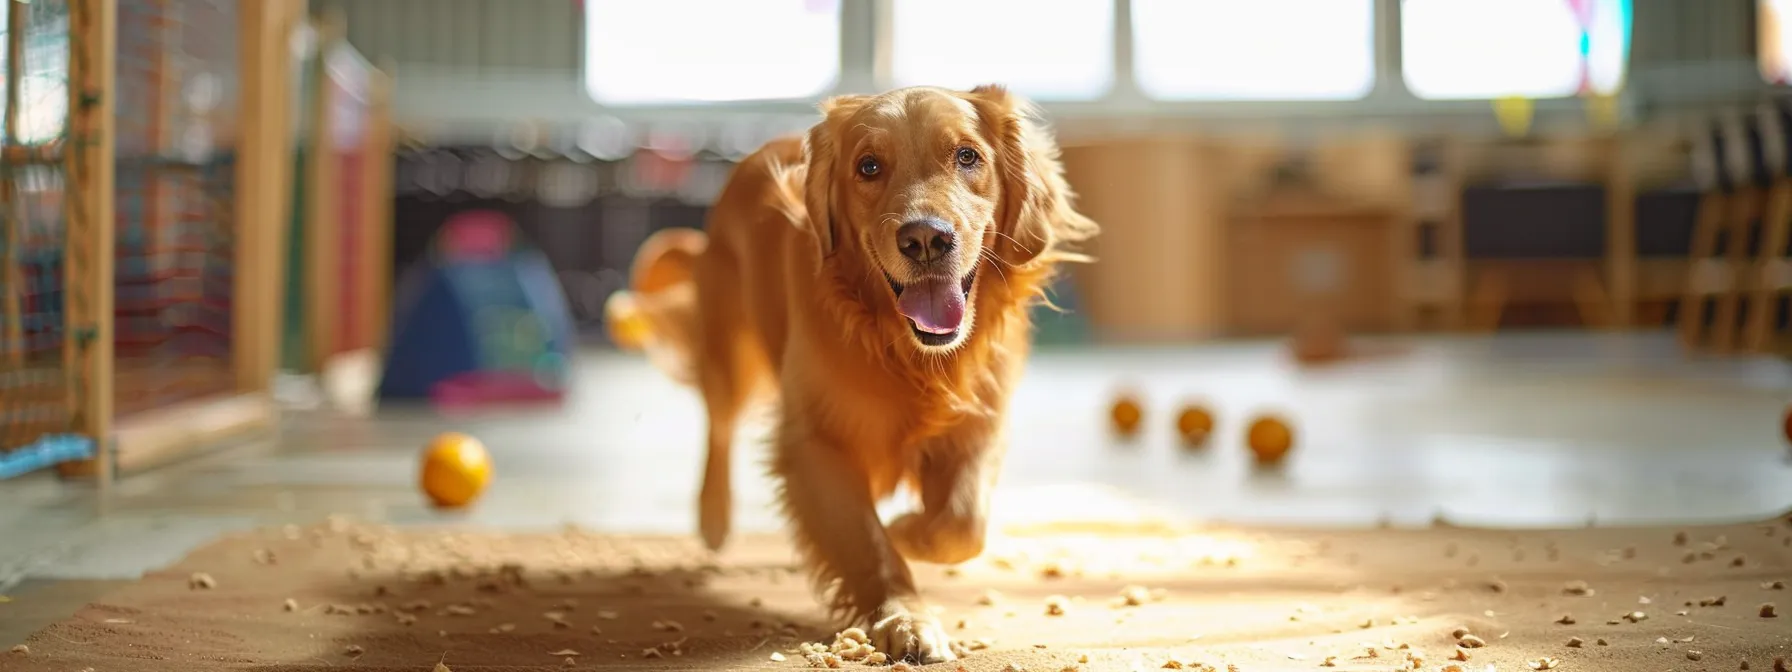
1225, 195, 1400, 336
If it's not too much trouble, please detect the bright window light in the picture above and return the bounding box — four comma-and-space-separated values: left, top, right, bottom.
890, 0, 1114, 101
1761, 0, 1792, 84
1132, 0, 1376, 101
583, 0, 841, 105
1402, 0, 1632, 100
0, 7, 70, 144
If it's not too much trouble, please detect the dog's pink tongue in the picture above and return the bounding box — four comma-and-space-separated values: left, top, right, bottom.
896, 278, 966, 334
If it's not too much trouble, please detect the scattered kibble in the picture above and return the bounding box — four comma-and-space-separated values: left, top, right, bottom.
1673, 531, 1689, 546
1120, 585, 1153, 607
1761, 603, 1779, 618
1733, 556, 1749, 568
1450, 627, 1471, 639
189, 573, 217, 590
9, 645, 26, 655
1554, 614, 1575, 625
1045, 595, 1070, 616
978, 590, 1002, 606
1688, 651, 1704, 661
1595, 638, 1608, 646
344, 644, 364, 656
1449, 649, 1469, 661
550, 649, 580, 657
1456, 634, 1486, 649
1529, 657, 1560, 670
770, 652, 786, 662
1563, 580, 1593, 596
1774, 657, 1789, 672
282, 598, 298, 612
1566, 637, 1584, 648
1624, 611, 1648, 623
562, 657, 576, 667
1764, 581, 1786, 590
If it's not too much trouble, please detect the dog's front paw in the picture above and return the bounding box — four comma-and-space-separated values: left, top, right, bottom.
887, 513, 985, 565
869, 600, 954, 664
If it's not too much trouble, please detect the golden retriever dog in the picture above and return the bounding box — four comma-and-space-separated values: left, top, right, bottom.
605, 84, 1097, 662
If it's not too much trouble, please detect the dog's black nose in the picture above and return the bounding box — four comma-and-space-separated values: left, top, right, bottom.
897, 218, 955, 264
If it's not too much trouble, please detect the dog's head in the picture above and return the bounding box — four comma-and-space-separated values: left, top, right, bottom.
796, 85, 1096, 353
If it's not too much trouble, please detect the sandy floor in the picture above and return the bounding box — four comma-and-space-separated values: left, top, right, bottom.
6, 514, 1790, 671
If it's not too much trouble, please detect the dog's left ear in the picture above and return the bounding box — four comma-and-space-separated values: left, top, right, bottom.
966, 84, 1099, 266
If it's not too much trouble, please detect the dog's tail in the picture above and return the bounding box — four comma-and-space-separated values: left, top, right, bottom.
604, 227, 708, 386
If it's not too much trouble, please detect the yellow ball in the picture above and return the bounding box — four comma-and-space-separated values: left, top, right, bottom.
420, 432, 493, 508
1175, 404, 1214, 447
1246, 415, 1294, 465
604, 291, 652, 351
1110, 394, 1144, 437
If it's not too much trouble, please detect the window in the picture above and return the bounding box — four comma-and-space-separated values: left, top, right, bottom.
890, 0, 1113, 101
583, 0, 840, 104
1402, 0, 1632, 100
1132, 0, 1376, 101
0, 4, 70, 144
1763, 0, 1792, 84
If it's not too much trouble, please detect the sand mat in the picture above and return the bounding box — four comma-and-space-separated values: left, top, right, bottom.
4, 516, 1791, 671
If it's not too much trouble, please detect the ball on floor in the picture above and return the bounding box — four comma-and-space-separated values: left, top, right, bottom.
1174, 404, 1214, 447
421, 432, 493, 508
1110, 393, 1144, 438
1245, 415, 1294, 465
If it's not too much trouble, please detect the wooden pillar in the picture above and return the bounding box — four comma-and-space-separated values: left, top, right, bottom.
362, 60, 396, 353
1603, 136, 1637, 329
61, 0, 119, 487
2, 0, 26, 367
303, 12, 343, 372
233, 0, 299, 392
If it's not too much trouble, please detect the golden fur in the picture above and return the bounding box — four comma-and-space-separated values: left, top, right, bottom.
607, 85, 1097, 662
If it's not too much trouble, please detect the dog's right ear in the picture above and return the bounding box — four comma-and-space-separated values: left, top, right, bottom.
800, 94, 870, 260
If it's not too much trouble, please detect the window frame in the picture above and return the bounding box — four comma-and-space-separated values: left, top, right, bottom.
546, 0, 1684, 135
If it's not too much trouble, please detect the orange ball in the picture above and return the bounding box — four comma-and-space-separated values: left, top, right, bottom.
1110, 394, 1144, 437
1175, 404, 1214, 446
421, 432, 493, 508
1246, 415, 1294, 465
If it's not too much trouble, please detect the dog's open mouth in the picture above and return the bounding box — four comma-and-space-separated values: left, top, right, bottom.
886, 268, 977, 346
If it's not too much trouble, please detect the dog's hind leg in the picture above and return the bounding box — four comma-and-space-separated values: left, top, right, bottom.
696, 345, 756, 551
692, 254, 767, 552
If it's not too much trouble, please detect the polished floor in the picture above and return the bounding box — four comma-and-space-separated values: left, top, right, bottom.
4, 331, 1792, 596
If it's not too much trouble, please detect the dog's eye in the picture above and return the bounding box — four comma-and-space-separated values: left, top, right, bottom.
857, 156, 881, 178
955, 147, 980, 168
